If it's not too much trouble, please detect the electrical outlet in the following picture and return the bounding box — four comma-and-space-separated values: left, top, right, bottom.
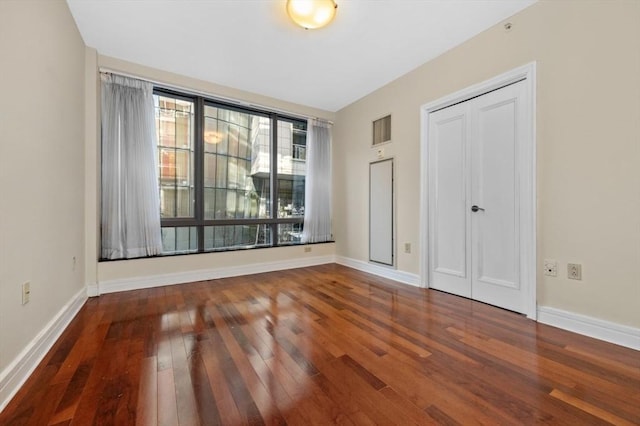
568, 263, 582, 280
404, 243, 411, 254
543, 259, 557, 277
304, 246, 312, 253
22, 282, 30, 305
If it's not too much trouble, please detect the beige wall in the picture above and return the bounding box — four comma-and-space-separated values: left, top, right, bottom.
334, 0, 640, 328
0, 0, 86, 374
87, 56, 336, 285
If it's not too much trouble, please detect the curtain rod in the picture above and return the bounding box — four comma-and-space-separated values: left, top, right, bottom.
99, 67, 333, 125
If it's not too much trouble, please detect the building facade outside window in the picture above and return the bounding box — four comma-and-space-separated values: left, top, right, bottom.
154, 89, 307, 254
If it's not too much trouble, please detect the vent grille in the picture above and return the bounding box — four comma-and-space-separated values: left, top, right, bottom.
373, 115, 391, 146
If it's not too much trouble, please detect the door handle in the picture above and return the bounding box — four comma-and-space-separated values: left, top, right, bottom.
471, 205, 485, 212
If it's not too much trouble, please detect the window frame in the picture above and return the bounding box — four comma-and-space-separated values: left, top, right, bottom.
154, 87, 306, 254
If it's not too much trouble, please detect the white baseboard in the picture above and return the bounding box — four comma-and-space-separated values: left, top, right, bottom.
538, 306, 640, 351
0, 288, 87, 412
335, 256, 422, 287
86, 282, 98, 297
95, 255, 336, 295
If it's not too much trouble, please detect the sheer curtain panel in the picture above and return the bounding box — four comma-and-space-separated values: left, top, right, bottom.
302, 119, 332, 243
101, 74, 162, 259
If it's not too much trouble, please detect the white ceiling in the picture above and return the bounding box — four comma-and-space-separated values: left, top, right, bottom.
67, 0, 536, 112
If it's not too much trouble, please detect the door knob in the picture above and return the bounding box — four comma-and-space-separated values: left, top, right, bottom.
471, 205, 485, 212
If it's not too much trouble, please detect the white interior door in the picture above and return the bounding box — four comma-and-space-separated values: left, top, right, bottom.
428, 80, 530, 314
370, 159, 394, 266
427, 102, 471, 297
470, 82, 527, 312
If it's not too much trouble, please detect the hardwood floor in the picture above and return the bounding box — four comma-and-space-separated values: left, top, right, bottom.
1, 264, 638, 425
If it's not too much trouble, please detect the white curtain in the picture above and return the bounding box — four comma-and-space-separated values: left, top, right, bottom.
101, 74, 162, 259
302, 119, 332, 243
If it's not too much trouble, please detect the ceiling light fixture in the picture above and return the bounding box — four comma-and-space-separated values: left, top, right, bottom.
286, 0, 338, 30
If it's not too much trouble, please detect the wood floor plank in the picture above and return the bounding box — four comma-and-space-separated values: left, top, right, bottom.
378, 386, 440, 425
311, 373, 378, 426
318, 359, 402, 425
205, 305, 266, 425
157, 368, 179, 426
25, 380, 67, 426
550, 388, 637, 426
304, 305, 505, 423
211, 303, 285, 425
199, 331, 244, 426
1, 264, 638, 425
47, 358, 95, 425
169, 332, 200, 426
250, 317, 348, 425
455, 327, 640, 405
187, 347, 223, 426
50, 308, 105, 386
135, 356, 158, 426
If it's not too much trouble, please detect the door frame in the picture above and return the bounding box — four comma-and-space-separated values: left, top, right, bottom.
419, 62, 537, 319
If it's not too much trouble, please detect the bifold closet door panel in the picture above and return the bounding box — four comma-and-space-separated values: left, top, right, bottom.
470, 80, 528, 313
427, 102, 472, 297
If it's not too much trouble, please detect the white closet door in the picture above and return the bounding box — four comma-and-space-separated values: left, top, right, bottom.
471, 81, 527, 312
427, 102, 471, 297
427, 80, 529, 314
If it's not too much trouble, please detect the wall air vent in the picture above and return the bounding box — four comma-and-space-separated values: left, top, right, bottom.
372, 114, 391, 146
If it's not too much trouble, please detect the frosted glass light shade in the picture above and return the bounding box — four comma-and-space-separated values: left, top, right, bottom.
286, 0, 337, 29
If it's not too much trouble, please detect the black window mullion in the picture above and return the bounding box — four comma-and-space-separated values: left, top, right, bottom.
198, 218, 302, 226
195, 97, 205, 252
270, 112, 278, 246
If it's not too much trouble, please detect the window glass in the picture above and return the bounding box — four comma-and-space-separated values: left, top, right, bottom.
155, 95, 195, 218
293, 121, 307, 160
161, 227, 197, 254
277, 119, 306, 219
203, 105, 270, 220
204, 225, 270, 251
278, 223, 303, 244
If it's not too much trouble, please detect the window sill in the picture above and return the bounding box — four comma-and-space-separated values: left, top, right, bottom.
98, 240, 335, 262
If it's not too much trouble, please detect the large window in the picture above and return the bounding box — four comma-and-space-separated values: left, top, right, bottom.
154, 89, 307, 254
